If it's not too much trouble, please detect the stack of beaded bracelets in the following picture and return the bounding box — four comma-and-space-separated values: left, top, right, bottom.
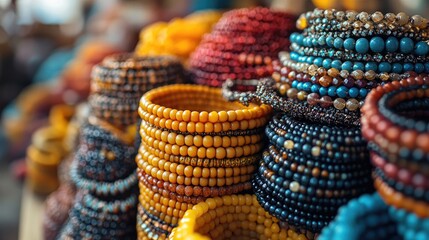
270, 9, 429, 126
58, 122, 139, 239
136, 84, 271, 239
319, 193, 400, 240
361, 75, 429, 240
189, 7, 296, 90
252, 113, 373, 235
90, 54, 185, 127
169, 194, 309, 240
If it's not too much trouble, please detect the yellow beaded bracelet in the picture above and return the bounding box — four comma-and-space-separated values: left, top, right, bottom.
138, 143, 259, 168
141, 134, 262, 159
169, 194, 308, 240
139, 108, 268, 133
139, 84, 272, 123
137, 153, 253, 187
137, 151, 256, 177
140, 122, 262, 147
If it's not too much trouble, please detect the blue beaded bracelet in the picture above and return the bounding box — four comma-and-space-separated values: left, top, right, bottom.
290, 80, 368, 98
319, 193, 400, 240
289, 51, 427, 74
290, 33, 429, 56
389, 207, 429, 240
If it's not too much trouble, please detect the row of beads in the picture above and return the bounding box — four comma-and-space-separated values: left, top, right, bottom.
291, 33, 429, 55
289, 52, 428, 74
299, 9, 429, 35
138, 143, 259, 168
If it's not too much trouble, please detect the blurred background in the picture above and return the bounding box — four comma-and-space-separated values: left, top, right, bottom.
1, 0, 429, 239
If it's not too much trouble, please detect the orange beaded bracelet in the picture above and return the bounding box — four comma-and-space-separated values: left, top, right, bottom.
139, 108, 268, 133
137, 151, 255, 177
137, 155, 252, 187
140, 134, 262, 159
139, 84, 271, 123
374, 176, 429, 218
138, 143, 259, 168
140, 122, 262, 147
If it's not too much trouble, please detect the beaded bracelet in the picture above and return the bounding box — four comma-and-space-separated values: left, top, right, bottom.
139, 108, 269, 133
141, 119, 265, 137
361, 76, 429, 158
223, 78, 361, 126
70, 162, 137, 196
374, 168, 429, 202
99, 54, 183, 71
368, 142, 429, 174
289, 45, 428, 70
137, 155, 253, 187
370, 152, 429, 189
139, 173, 251, 201
140, 84, 271, 123
319, 193, 399, 240
138, 142, 259, 168
137, 151, 255, 178
252, 179, 343, 214
169, 194, 309, 240
298, 9, 429, 37
253, 174, 367, 208
253, 178, 369, 233
262, 150, 371, 180
388, 206, 429, 239
272, 62, 376, 89
263, 150, 368, 177
139, 183, 193, 211
258, 164, 372, 196
140, 134, 262, 159
375, 177, 429, 218
140, 121, 262, 147
280, 53, 409, 82
290, 32, 429, 56
139, 196, 184, 225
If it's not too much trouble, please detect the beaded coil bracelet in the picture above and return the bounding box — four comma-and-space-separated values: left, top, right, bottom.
136, 84, 271, 239
169, 194, 310, 240
361, 75, 429, 239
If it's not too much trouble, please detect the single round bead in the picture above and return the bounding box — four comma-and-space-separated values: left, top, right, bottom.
400, 37, 414, 54
333, 98, 346, 110
355, 38, 369, 54
343, 38, 356, 50
369, 36, 384, 53
415, 41, 429, 56
386, 37, 399, 52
